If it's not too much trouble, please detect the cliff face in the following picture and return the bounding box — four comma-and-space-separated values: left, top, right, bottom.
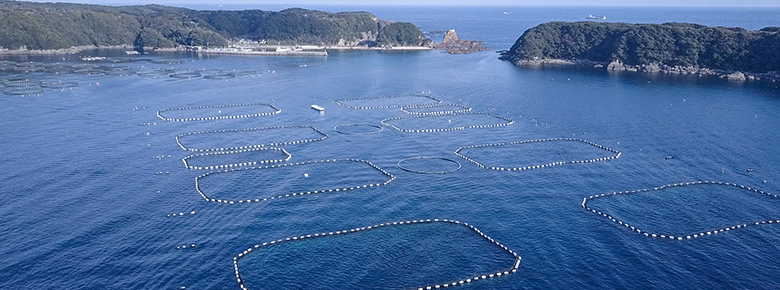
500, 21, 780, 73
0, 1, 429, 51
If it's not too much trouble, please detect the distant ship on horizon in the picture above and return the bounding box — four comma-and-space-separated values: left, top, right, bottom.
587, 14, 607, 20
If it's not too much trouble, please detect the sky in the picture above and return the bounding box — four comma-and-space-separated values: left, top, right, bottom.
21, 0, 780, 7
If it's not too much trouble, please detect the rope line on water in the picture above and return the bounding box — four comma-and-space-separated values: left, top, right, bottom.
382, 112, 514, 133
176, 125, 329, 152
455, 138, 621, 171
334, 94, 442, 110
182, 147, 292, 170
582, 181, 780, 240
157, 103, 281, 122
195, 158, 395, 204
401, 103, 472, 116
232, 218, 521, 290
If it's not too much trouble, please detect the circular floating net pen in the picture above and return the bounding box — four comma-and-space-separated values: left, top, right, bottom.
333, 124, 383, 135
2, 86, 44, 96
2, 79, 44, 96
3, 78, 42, 88
103, 66, 136, 76
41, 81, 80, 90
0, 61, 17, 72
99, 57, 138, 63
334, 94, 441, 109
397, 156, 461, 174
43, 64, 74, 74
401, 103, 472, 116
137, 68, 175, 77
195, 158, 395, 204
583, 181, 780, 241
14, 62, 45, 72
382, 112, 514, 133
456, 138, 621, 171
72, 68, 103, 75
170, 71, 202, 79
158, 103, 281, 122
152, 59, 183, 65
233, 219, 521, 290
182, 147, 291, 170
176, 125, 328, 152
228, 70, 257, 77
203, 73, 236, 80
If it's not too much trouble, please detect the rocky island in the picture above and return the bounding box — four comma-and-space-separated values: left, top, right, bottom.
432, 30, 490, 54
500, 21, 780, 81
0, 1, 431, 54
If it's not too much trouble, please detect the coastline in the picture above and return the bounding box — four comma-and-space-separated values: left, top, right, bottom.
324, 46, 432, 51
0, 45, 432, 56
0, 45, 140, 55
501, 55, 780, 83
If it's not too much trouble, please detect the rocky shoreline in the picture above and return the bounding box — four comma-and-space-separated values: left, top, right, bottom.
500, 54, 780, 83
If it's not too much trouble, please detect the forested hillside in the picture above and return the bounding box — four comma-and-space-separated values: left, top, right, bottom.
501, 21, 780, 73
0, 0, 428, 51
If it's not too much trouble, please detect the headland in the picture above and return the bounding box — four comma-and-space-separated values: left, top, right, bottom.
500, 22, 780, 82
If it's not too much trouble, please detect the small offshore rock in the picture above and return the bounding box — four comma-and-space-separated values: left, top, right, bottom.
727, 71, 747, 81
643, 62, 661, 73
607, 60, 626, 71
432, 29, 490, 54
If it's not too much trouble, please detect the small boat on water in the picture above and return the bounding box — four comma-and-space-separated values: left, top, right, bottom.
311, 104, 325, 111
587, 14, 607, 20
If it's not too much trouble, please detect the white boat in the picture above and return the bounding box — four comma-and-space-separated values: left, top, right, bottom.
311, 105, 325, 111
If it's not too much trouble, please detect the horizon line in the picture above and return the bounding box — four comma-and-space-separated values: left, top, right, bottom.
17, 1, 780, 8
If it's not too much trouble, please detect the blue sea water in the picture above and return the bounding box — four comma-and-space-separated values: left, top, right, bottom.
2, 5, 780, 290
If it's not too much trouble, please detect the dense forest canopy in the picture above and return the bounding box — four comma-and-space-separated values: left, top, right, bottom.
0, 0, 428, 50
501, 21, 780, 73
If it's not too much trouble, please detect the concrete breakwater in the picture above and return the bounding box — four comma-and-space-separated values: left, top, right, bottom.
232, 218, 521, 290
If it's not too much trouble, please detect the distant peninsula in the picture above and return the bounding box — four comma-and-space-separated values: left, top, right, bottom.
0, 1, 431, 54
500, 21, 780, 81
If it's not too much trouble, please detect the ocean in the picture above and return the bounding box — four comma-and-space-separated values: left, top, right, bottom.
1, 5, 780, 290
